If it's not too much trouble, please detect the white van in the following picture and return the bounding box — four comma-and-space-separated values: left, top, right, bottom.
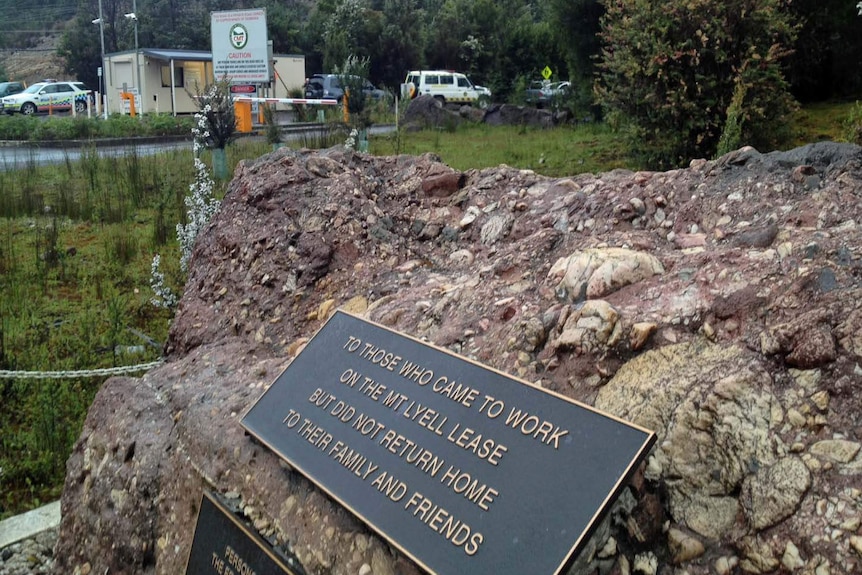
403, 70, 491, 106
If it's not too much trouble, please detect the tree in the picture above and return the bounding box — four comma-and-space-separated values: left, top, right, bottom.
785, 0, 862, 101
596, 0, 798, 169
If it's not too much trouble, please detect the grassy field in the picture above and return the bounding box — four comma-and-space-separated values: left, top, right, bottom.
0, 140, 272, 518
0, 100, 858, 519
371, 122, 637, 177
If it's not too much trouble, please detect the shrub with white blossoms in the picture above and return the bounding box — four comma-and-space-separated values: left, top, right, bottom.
150, 79, 233, 309
149, 254, 178, 308
149, 158, 220, 308
177, 157, 220, 273
190, 77, 236, 152
344, 128, 359, 150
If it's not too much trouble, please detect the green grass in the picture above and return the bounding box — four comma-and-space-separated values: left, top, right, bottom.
790, 100, 859, 148
372, 122, 636, 177
0, 141, 257, 519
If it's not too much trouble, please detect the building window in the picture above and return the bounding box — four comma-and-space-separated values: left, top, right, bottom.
161, 65, 184, 88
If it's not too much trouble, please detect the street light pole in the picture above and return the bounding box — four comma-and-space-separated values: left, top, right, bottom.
92, 0, 106, 118
125, 0, 140, 113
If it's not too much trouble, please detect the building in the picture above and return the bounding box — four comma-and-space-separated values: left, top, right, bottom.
100, 48, 306, 115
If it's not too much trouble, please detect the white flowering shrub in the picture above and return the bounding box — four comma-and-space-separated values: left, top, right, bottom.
150, 154, 221, 309
149, 254, 178, 308
177, 157, 220, 273
344, 128, 359, 150
191, 77, 236, 151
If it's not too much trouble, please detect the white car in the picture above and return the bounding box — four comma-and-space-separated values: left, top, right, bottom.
1, 81, 94, 115
404, 70, 491, 107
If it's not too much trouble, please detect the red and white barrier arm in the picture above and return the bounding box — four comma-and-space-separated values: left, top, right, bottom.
232, 96, 339, 106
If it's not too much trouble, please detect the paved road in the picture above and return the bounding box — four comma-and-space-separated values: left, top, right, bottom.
0, 139, 193, 172
0, 124, 395, 172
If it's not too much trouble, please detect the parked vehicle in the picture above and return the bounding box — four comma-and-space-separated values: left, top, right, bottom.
1, 81, 94, 115
0, 81, 25, 99
304, 74, 387, 103
403, 70, 491, 107
524, 80, 570, 108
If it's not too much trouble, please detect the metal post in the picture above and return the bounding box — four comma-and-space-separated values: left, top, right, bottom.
125, 3, 139, 113
133, 0, 139, 95
94, 0, 107, 118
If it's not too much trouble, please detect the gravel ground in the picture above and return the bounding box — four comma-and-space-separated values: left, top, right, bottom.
0, 528, 56, 575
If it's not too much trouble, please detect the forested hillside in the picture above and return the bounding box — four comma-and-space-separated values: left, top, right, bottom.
1, 0, 854, 101
1, 0, 861, 167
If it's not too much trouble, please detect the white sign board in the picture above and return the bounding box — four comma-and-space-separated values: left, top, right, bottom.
211, 9, 270, 83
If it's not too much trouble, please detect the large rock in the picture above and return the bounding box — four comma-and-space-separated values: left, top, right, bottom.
56, 143, 862, 575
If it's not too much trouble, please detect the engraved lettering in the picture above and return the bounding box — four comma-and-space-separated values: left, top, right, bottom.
445, 423, 508, 465
330, 400, 356, 422
440, 465, 500, 511
328, 440, 378, 479
504, 407, 570, 449
382, 389, 409, 411
404, 491, 485, 556
359, 376, 386, 400
308, 387, 336, 410
297, 418, 332, 451
282, 408, 301, 428
478, 394, 505, 418
344, 335, 361, 352
402, 401, 447, 435
398, 360, 435, 385
351, 412, 386, 440
371, 470, 408, 501
431, 376, 480, 407
339, 368, 361, 387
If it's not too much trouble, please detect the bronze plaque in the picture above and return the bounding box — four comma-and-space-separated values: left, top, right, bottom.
241, 310, 655, 575
185, 491, 299, 575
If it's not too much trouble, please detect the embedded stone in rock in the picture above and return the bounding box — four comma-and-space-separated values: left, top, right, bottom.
421, 171, 463, 198
480, 213, 514, 245
731, 223, 779, 248
554, 299, 623, 353
809, 439, 861, 463
667, 528, 705, 564
740, 456, 811, 530
549, 247, 664, 302
596, 341, 780, 539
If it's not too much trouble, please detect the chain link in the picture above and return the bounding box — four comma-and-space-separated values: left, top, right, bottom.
0, 359, 164, 380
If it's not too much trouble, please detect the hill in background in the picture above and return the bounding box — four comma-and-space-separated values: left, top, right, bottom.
0, 34, 66, 85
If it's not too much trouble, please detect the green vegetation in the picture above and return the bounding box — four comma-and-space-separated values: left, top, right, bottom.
596, 0, 798, 169
0, 139, 270, 520
373, 123, 635, 177
0, 113, 195, 142
792, 100, 862, 146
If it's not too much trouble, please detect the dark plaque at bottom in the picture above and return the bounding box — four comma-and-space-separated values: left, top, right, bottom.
185, 491, 299, 575
242, 310, 656, 575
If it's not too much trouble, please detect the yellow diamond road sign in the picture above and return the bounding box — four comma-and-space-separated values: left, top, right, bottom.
542, 66, 553, 80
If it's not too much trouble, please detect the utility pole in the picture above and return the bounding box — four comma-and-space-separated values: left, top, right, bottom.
92, 0, 107, 118
125, 0, 140, 109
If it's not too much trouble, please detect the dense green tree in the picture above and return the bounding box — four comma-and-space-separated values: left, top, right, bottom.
596, 0, 798, 169
369, 0, 424, 89
547, 0, 603, 115
786, 0, 862, 101
40, 0, 861, 114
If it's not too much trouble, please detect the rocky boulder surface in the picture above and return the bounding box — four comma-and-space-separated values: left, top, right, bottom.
403, 94, 562, 129
55, 142, 862, 575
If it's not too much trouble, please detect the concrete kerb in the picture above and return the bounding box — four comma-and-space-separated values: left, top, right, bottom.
0, 134, 193, 149
0, 500, 61, 550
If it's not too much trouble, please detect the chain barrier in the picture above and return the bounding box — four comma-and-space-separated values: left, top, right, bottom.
0, 359, 164, 380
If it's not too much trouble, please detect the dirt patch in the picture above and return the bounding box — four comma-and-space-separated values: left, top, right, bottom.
0, 34, 66, 86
